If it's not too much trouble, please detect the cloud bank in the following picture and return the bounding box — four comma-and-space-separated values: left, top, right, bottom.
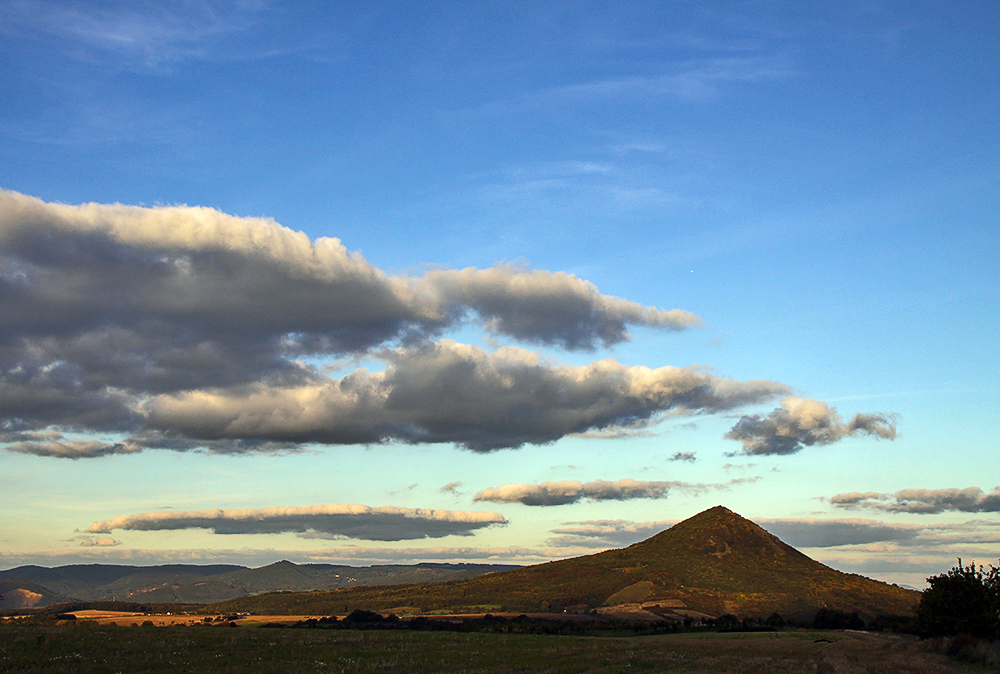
725, 396, 897, 455
755, 518, 921, 548
830, 487, 1000, 514
86, 504, 507, 541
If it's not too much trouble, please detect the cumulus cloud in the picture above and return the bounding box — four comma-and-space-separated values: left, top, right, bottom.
830, 487, 1000, 514
0, 190, 721, 456
546, 519, 675, 548
724, 396, 897, 455
668, 451, 696, 462
142, 340, 788, 451
473, 477, 756, 506
86, 504, 507, 541
420, 265, 702, 350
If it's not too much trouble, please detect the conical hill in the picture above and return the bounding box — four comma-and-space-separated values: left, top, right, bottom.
210, 506, 919, 620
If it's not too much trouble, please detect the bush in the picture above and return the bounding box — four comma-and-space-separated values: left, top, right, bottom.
812, 608, 866, 630
915, 559, 1000, 640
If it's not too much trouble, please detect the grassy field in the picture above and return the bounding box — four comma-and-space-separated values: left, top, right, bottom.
0, 622, 985, 674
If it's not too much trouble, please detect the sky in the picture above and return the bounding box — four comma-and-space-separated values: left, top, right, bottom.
0, 1, 997, 590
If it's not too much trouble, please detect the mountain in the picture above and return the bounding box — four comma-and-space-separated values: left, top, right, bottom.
208, 506, 920, 620
0, 564, 244, 601
0, 562, 519, 604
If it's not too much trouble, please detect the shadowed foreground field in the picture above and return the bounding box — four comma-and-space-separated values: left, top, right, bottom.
0, 624, 982, 674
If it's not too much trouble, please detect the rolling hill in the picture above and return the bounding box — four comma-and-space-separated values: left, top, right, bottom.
0, 561, 519, 606
0, 578, 76, 609
209, 506, 920, 620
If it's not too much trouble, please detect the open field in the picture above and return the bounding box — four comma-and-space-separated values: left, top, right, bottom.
0, 622, 986, 674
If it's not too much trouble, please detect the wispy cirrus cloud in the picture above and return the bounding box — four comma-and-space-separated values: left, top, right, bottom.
0, 0, 268, 67
725, 396, 897, 455
86, 504, 507, 542
830, 487, 1000, 514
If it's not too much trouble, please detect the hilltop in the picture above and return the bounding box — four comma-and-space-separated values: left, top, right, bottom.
210, 507, 919, 620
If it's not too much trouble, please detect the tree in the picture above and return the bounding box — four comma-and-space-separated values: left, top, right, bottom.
914, 559, 1000, 640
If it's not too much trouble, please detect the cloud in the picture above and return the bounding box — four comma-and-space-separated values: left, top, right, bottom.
757, 518, 1000, 589
724, 396, 897, 455
78, 536, 121, 547
86, 504, 507, 542
142, 340, 788, 451
0, 0, 266, 67
439, 481, 463, 496
754, 518, 921, 548
473, 476, 757, 506
830, 487, 1000, 514
668, 451, 696, 462
0, 190, 723, 455
420, 265, 702, 350
474, 479, 670, 506
546, 519, 675, 548
0, 544, 579, 569
2, 431, 143, 459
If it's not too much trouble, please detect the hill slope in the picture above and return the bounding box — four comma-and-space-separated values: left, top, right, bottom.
210, 507, 919, 620
0, 578, 76, 609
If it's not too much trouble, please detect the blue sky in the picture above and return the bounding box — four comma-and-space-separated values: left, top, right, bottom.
0, 1, 997, 589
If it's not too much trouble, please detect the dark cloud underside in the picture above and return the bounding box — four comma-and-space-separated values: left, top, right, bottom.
86, 504, 507, 542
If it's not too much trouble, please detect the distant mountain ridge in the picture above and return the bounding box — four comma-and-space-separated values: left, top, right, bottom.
0, 561, 520, 608
209, 506, 920, 620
